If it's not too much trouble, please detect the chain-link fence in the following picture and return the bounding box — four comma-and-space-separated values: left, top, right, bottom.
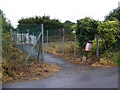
11, 24, 44, 64
9, 24, 101, 64
44, 28, 80, 60
44, 28, 101, 63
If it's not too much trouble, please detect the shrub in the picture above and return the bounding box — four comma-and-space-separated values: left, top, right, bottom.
98, 20, 120, 52
76, 17, 99, 49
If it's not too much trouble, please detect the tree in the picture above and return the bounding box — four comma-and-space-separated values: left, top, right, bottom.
98, 20, 120, 51
76, 17, 99, 48
105, 7, 120, 21
63, 20, 75, 33
0, 9, 13, 33
17, 16, 63, 31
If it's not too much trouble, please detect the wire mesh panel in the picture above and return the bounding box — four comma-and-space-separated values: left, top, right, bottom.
11, 24, 44, 64
44, 28, 76, 57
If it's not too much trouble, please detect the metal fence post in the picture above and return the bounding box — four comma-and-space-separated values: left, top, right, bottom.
28, 29, 30, 51
0, 12, 2, 63
21, 33, 22, 45
74, 34, 76, 60
10, 29, 13, 37
62, 28, 64, 55
24, 32, 42, 64
28, 29, 30, 44
47, 30, 48, 47
15, 31, 17, 47
13, 31, 15, 43
37, 37, 41, 61
96, 34, 99, 57
21, 33, 24, 52
0, 12, 2, 88
41, 24, 44, 63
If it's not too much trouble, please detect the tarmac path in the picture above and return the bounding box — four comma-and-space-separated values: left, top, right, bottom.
2, 45, 119, 88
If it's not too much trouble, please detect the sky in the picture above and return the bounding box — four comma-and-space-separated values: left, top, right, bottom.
0, 0, 119, 28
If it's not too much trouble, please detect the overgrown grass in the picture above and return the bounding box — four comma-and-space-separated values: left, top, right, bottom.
45, 40, 119, 67
45, 41, 78, 56
2, 33, 60, 84
91, 38, 119, 66
101, 51, 120, 66
45, 41, 97, 64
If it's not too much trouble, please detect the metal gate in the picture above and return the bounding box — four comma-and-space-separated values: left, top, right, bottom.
11, 24, 44, 64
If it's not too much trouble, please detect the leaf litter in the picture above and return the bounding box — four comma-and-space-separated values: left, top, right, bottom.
2, 61, 60, 84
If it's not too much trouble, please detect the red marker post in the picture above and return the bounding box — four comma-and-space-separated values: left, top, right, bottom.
82, 41, 92, 63
85, 42, 92, 51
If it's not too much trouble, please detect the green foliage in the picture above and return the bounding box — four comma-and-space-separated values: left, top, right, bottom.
91, 38, 103, 54
97, 8, 120, 66
17, 16, 63, 30
76, 17, 99, 48
63, 20, 75, 33
100, 51, 120, 66
71, 24, 77, 31
0, 9, 13, 33
97, 20, 120, 66
98, 20, 120, 51
105, 7, 120, 21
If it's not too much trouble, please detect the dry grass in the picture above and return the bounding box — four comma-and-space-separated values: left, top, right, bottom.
45, 41, 116, 67
45, 42, 97, 64
2, 34, 60, 84
2, 61, 60, 84
92, 57, 116, 68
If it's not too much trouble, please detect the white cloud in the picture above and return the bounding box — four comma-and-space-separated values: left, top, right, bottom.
0, 0, 119, 28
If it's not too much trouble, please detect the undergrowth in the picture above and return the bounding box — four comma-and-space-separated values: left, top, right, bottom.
45, 41, 118, 67
2, 33, 60, 84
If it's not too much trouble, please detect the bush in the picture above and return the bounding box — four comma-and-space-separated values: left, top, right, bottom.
98, 20, 120, 52
76, 17, 99, 49
100, 51, 120, 66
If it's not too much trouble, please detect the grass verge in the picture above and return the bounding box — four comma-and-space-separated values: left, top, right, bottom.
45, 41, 118, 67
2, 33, 60, 84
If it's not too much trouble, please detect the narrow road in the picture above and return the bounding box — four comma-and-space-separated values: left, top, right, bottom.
2, 45, 119, 88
